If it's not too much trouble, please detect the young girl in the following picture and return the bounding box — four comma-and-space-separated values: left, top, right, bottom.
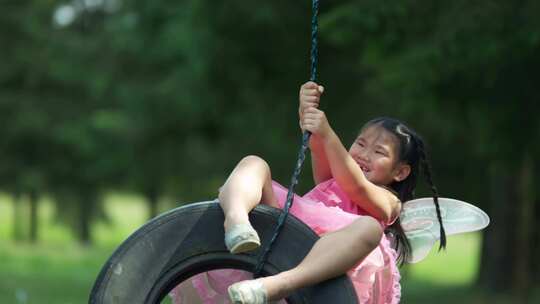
172, 81, 446, 304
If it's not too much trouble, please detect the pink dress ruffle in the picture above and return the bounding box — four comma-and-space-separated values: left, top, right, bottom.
170, 179, 401, 304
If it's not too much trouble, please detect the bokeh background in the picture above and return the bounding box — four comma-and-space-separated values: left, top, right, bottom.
1, 1, 539, 303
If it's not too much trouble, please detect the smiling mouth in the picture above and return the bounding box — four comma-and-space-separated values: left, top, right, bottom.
359, 164, 370, 173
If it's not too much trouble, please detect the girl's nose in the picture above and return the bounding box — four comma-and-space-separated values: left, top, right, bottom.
358, 149, 370, 161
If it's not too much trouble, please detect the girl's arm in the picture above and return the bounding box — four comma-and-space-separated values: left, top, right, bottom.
309, 136, 332, 184
301, 108, 400, 223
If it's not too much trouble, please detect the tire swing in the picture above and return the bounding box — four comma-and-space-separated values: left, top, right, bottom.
89, 202, 357, 303
89, 1, 358, 303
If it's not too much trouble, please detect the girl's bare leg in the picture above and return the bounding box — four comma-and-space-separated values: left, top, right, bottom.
259, 216, 383, 300
218, 155, 279, 232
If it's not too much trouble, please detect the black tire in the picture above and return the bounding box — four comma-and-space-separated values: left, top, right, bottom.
89, 200, 358, 303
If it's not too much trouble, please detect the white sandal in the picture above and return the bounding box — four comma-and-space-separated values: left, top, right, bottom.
228, 280, 267, 304
224, 224, 261, 254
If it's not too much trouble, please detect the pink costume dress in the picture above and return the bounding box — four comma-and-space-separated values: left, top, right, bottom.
170, 178, 401, 304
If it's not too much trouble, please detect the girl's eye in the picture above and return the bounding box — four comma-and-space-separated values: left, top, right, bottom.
376, 150, 385, 155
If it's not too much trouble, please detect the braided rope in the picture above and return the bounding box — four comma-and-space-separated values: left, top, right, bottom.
254, 0, 319, 277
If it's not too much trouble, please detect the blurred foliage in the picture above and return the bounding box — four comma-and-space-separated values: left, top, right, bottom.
0, 0, 538, 299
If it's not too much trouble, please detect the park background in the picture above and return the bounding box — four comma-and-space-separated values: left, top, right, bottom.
1, 0, 538, 303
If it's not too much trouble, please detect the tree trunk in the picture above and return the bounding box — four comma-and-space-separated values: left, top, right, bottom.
147, 188, 159, 220
477, 163, 517, 293
28, 189, 39, 243
534, 196, 540, 286
478, 156, 536, 299
12, 191, 24, 241
78, 194, 94, 245
513, 153, 534, 299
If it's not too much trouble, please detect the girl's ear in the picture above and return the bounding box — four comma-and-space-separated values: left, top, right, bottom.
393, 163, 411, 182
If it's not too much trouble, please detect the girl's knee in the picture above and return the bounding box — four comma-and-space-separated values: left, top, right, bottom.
241, 155, 266, 164
240, 155, 271, 172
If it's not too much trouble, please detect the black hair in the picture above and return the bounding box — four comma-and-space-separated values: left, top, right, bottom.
362, 117, 447, 265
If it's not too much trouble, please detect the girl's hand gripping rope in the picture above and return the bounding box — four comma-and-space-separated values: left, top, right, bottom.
299, 81, 327, 148
299, 81, 324, 122
301, 107, 333, 141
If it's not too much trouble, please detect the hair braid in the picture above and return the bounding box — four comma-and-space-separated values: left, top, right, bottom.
415, 137, 447, 250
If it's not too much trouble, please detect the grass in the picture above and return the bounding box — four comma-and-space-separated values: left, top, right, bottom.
0, 243, 110, 304
0, 193, 523, 303
0, 193, 146, 304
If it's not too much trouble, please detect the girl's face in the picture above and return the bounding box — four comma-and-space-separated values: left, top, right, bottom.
349, 125, 410, 186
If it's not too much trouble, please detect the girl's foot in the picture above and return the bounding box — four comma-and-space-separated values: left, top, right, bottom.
228, 279, 267, 304
228, 275, 292, 303
224, 223, 261, 254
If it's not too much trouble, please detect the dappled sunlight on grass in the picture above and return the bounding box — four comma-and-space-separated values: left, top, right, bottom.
93, 193, 148, 247
0, 194, 77, 244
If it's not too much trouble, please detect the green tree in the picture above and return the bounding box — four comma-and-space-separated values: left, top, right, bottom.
320, 0, 540, 298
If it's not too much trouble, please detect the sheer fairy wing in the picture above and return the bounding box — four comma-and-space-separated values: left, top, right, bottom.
399, 197, 490, 264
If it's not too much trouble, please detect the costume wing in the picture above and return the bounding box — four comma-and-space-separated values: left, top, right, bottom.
399, 197, 490, 264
